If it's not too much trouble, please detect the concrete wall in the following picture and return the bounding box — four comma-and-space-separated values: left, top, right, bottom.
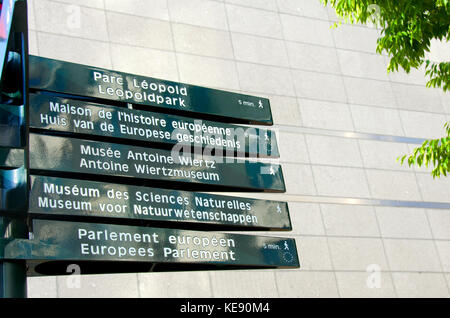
26, 0, 450, 298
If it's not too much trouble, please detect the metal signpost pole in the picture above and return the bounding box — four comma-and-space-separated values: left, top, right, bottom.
0, 0, 28, 298
0, 218, 27, 298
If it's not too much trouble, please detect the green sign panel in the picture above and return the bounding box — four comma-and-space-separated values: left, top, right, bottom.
29, 133, 285, 192
0, 104, 24, 148
28, 93, 279, 158
2, 219, 299, 273
29, 175, 291, 230
29, 56, 273, 125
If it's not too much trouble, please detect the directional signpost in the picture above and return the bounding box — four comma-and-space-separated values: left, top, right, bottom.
0, 0, 300, 298
4, 219, 299, 275
29, 175, 292, 230
29, 133, 286, 192
28, 93, 279, 158
29, 56, 274, 126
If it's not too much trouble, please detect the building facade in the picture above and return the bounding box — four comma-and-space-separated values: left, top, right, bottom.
27, 0, 450, 298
